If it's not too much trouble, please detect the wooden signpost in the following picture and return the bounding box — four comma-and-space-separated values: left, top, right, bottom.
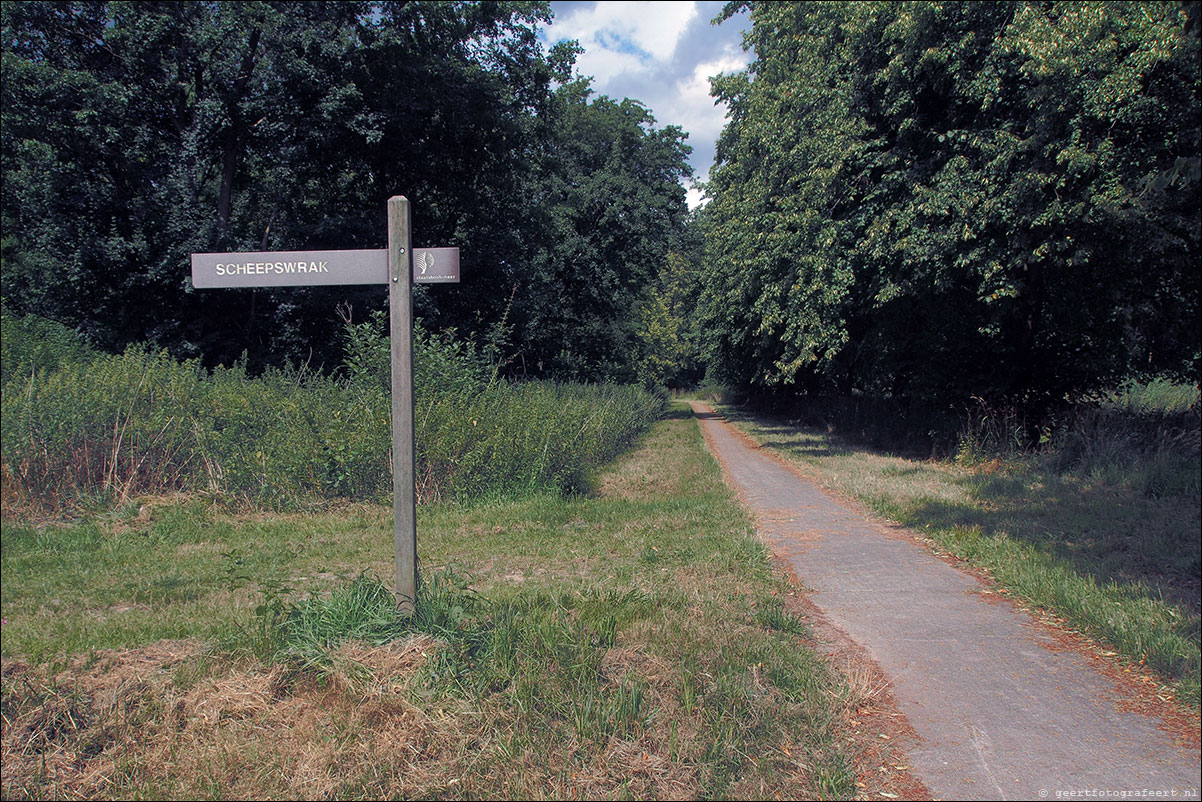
191, 196, 457, 613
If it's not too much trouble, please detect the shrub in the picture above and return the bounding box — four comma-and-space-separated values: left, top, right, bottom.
1, 313, 666, 511
0, 307, 96, 382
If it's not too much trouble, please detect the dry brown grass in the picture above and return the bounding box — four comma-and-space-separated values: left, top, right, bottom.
2, 620, 808, 800
0, 575, 863, 800
596, 415, 692, 501
1, 636, 475, 800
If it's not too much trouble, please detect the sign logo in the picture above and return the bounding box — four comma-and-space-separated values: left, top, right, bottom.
416, 251, 435, 275
409, 248, 459, 283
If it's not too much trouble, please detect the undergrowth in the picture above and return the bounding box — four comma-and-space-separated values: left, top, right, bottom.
1, 308, 665, 512
952, 381, 1201, 502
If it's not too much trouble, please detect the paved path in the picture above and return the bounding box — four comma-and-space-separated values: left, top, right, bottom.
692, 403, 1201, 801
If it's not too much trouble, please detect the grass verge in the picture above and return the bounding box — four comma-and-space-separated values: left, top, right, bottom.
1, 404, 879, 800
713, 403, 1201, 709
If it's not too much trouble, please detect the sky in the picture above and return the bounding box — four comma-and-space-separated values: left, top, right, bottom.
540, 1, 753, 209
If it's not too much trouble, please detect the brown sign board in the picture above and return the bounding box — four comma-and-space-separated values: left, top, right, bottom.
411, 248, 460, 283
191, 247, 458, 288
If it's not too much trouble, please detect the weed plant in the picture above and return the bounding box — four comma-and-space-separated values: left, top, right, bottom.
1, 310, 665, 512
2, 408, 869, 800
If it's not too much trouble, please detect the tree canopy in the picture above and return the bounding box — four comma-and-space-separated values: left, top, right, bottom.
1, 0, 692, 381
700, 1, 1200, 410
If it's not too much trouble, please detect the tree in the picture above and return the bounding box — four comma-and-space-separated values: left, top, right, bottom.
700, 1, 1200, 411
0, 2, 605, 375
633, 235, 707, 389
2, 1, 693, 382
511, 80, 693, 381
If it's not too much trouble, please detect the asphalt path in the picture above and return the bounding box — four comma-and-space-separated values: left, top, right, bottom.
692, 402, 1201, 801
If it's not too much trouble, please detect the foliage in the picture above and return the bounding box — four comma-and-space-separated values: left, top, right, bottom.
0, 1, 691, 382
633, 245, 708, 389
1, 310, 666, 511
0, 302, 96, 382
700, 1, 1200, 412
1094, 376, 1201, 417
514, 81, 694, 382
947, 376, 1200, 499
335, 310, 669, 500
341, 309, 492, 397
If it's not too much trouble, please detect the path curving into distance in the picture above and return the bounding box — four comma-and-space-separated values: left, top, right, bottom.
691, 402, 1200, 801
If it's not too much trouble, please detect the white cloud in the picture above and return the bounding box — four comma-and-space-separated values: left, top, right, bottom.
663, 49, 750, 209
572, 45, 647, 86
549, 1, 700, 84
542, 2, 753, 211
662, 51, 746, 142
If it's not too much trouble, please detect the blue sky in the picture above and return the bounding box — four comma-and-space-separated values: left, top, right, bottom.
540, 1, 753, 209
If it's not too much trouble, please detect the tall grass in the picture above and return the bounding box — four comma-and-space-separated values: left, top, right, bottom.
744, 374, 1199, 505
1, 310, 665, 511
1048, 380, 1201, 500
1096, 377, 1201, 417
949, 380, 1200, 501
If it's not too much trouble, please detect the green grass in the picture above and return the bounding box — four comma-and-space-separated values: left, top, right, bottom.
1, 404, 868, 800
715, 403, 1201, 708
1, 310, 666, 512
1095, 377, 1201, 417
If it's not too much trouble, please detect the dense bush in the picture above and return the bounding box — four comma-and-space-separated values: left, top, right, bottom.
0, 306, 97, 381
1, 311, 666, 511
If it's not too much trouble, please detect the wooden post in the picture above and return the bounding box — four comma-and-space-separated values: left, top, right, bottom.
388, 196, 417, 613
192, 196, 459, 617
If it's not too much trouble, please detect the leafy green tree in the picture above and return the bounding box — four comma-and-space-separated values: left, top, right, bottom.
701, 1, 1199, 411
633, 244, 707, 389
4, 1, 684, 381
3, 1, 377, 365
512, 80, 693, 381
